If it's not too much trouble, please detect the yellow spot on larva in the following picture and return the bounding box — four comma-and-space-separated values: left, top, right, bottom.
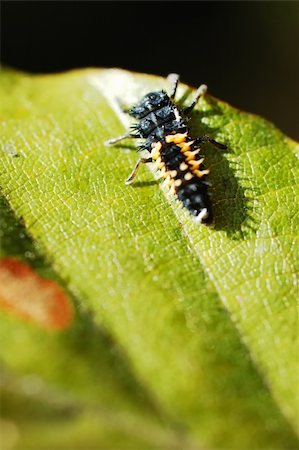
152, 141, 162, 151
165, 133, 187, 144
151, 141, 162, 160
161, 167, 167, 178
184, 172, 194, 181
179, 162, 188, 171
165, 176, 174, 186
174, 179, 183, 187
170, 185, 176, 195
170, 170, 178, 177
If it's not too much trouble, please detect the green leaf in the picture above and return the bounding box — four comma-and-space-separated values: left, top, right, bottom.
0, 68, 298, 449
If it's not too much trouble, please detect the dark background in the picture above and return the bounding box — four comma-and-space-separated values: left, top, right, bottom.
1, 1, 299, 140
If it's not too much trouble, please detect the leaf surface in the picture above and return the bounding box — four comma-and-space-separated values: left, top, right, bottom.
0, 68, 298, 449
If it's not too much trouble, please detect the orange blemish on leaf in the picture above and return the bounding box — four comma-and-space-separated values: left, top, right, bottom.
0, 257, 73, 330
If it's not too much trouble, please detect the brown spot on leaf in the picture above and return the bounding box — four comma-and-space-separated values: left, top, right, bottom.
0, 257, 73, 330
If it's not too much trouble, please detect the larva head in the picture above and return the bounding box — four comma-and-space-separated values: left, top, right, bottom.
130, 91, 170, 119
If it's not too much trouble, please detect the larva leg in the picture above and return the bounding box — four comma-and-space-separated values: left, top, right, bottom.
125, 157, 152, 185
195, 135, 227, 150
168, 73, 180, 100
105, 132, 138, 146
182, 84, 208, 115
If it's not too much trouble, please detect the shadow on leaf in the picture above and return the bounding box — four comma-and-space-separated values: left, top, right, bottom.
190, 100, 257, 239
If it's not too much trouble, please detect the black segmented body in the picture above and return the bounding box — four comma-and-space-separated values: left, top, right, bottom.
130, 91, 187, 149
129, 90, 213, 224
106, 77, 226, 224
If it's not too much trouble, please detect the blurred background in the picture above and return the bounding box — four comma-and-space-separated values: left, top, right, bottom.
1, 1, 299, 140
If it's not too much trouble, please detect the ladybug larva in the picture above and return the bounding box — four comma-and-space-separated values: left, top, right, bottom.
105, 73, 226, 224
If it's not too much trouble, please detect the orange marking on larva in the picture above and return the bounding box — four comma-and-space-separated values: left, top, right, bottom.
194, 169, 210, 178
184, 151, 196, 161
165, 133, 187, 144
189, 160, 202, 170
0, 257, 73, 330
179, 143, 191, 153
